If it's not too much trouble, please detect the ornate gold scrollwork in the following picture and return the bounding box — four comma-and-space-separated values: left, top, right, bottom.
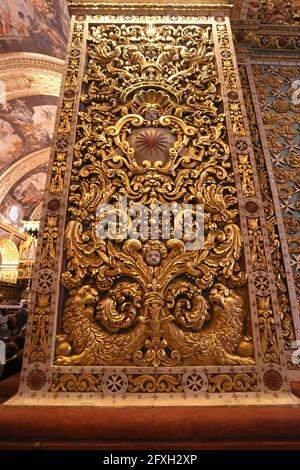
55, 22, 254, 368
207, 373, 259, 393
257, 295, 280, 363
239, 64, 297, 352
29, 293, 50, 363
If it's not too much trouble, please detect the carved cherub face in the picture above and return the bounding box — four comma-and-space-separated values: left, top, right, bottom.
145, 249, 162, 266
143, 105, 160, 122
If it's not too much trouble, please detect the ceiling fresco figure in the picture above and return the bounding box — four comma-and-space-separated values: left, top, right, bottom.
0, 0, 69, 58
0, 100, 51, 158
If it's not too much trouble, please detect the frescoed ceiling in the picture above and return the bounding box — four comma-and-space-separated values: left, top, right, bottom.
0, 0, 69, 234
0, 0, 69, 59
0, 98, 57, 173
1, 165, 47, 222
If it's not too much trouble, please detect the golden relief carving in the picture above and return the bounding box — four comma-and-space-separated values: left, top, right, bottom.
28, 293, 50, 363
253, 64, 300, 311
48, 370, 260, 394
40, 216, 58, 269
222, 59, 237, 90
57, 101, 74, 135
25, 22, 86, 367
257, 295, 280, 363
216, 24, 230, 49
54, 22, 254, 368
50, 152, 67, 195
238, 154, 256, 198
50, 373, 103, 393
67, 2, 231, 14
128, 374, 183, 393
207, 373, 259, 393
238, 64, 296, 351
247, 218, 267, 271
65, 58, 81, 89
229, 102, 246, 137
65, 24, 85, 88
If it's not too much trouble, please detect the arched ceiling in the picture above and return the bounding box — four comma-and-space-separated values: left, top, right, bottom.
1, 164, 48, 222
0, 0, 69, 232
0, 53, 64, 100
0, 148, 50, 227
0, 148, 50, 204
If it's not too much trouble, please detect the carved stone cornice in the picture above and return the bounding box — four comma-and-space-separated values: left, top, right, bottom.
0, 53, 64, 72
0, 221, 26, 241
67, 0, 232, 15
232, 20, 300, 57
0, 53, 64, 101
0, 148, 50, 205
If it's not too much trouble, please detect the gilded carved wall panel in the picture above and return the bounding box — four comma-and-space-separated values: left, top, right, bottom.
10, 11, 299, 406
57, 21, 254, 370
238, 60, 300, 371
253, 64, 300, 306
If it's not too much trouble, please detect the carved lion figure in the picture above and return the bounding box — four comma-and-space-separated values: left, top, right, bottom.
55, 284, 145, 365
56, 282, 255, 366
165, 283, 255, 365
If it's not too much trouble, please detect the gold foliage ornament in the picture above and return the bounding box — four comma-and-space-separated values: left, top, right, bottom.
56, 23, 254, 368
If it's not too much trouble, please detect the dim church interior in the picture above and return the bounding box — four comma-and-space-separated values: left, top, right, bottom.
0, 0, 300, 449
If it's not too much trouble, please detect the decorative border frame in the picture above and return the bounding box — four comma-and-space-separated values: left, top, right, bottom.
237, 56, 300, 377
7, 13, 299, 407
